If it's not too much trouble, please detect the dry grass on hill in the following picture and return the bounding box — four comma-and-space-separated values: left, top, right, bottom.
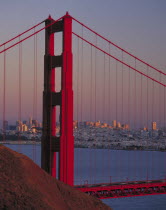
0, 145, 111, 210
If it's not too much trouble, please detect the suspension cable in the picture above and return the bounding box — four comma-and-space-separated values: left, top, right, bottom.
0, 15, 65, 54
72, 33, 166, 88
0, 20, 44, 48
71, 16, 166, 76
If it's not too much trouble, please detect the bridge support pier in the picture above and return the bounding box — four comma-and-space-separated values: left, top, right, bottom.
41, 13, 74, 186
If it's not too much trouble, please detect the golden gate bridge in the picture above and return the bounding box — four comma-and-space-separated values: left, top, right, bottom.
1, 12, 166, 199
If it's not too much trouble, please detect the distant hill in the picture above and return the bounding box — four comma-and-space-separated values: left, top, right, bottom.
0, 144, 111, 210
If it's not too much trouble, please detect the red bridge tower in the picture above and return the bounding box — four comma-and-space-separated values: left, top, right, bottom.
41, 13, 74, 186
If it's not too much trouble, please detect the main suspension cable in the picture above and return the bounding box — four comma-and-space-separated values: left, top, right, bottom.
71, 16, 166, 76
0, 15, 65, 54
0, 20, 45, 48
72, 32, 166, 87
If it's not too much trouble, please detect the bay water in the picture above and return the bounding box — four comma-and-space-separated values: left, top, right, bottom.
4, 144, 166, 209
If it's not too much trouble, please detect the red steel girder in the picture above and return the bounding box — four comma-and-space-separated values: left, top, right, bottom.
76, 180, 166, 199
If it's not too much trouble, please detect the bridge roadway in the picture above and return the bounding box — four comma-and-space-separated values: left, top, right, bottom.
76, 179, 166, 199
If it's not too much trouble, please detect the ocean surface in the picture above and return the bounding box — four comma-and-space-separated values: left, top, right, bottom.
4, 144, 166, 210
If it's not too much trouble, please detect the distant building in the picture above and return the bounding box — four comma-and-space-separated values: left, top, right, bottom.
152, 122, 157, 131
3, 120, 8, 130
143, 127, 148, 131
84, 121, 94, 127
16, 125, 21, 132
117, 122, 121, 129
78, 122, 84, 127
29, 116, 32, 127
16, 120, 22, 127
32, 120, 38, 127
22, 124, 28, 132
23, 120, 28, 125
39, 123, 42, 128
122, 124, 130, 130
9, 125, 17, 130
112, 120, 116, 128
94, 120, 101, 127
31, 127, 36, 133
73, 121, 78, 128
102, 123, 108, 128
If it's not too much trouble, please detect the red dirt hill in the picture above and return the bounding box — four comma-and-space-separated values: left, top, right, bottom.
0, 145, 111, 210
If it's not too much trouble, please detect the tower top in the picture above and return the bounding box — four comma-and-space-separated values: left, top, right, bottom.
66, 11, 69, 16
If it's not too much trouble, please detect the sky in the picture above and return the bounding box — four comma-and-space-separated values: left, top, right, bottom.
0, 0, 166, 127
0, 0, 166, 68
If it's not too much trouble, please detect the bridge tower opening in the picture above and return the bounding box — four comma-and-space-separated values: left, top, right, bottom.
41, 13, 74, 186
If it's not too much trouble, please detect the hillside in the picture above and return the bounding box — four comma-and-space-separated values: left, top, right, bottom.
0, 145, 111, 210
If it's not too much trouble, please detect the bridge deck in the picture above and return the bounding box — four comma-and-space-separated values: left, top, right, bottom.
75, 180, 166, 199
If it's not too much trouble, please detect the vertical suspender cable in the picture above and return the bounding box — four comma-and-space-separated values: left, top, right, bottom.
3, 45, 6, 142
103, 53, 105, 182
18, 37, 22, 153
128, 67, 130, 181
35, 33, 38, 163
138, 71, 141, 180
76, 37, 80, 183
94, 34, 97, 184
134, 59, 137, 180
90, 44, 93, 184
80, 25, 83, 183
159, 73, 161, 179
164, 86, 166, 179
121, 50, 123, 181
32, 29, 36, 162
121, 51, 124, 127
33, 30, 36, 124
35, 34, 38, 120
134, 59, 137, 130
152, 80, 154, 179
159, 73, 161, 132
146, 65, 149, 180
140, 73, 143, 179
115, 60, 118, 181
108, 43, 111, 182
33, 29, 35, 162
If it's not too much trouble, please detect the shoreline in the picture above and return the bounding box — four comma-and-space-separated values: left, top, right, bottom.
0, 140, 41, 145
1, 140, 166, 152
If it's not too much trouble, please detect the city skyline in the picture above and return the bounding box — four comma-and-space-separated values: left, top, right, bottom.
1, 1, 166, 131
1, 116, 162, 132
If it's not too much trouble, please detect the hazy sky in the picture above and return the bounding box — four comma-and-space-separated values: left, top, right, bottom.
0, 0, 166, 127
1, 0, 166, 69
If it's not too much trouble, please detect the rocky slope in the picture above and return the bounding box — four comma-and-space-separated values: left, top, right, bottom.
0, 145, 111, 210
